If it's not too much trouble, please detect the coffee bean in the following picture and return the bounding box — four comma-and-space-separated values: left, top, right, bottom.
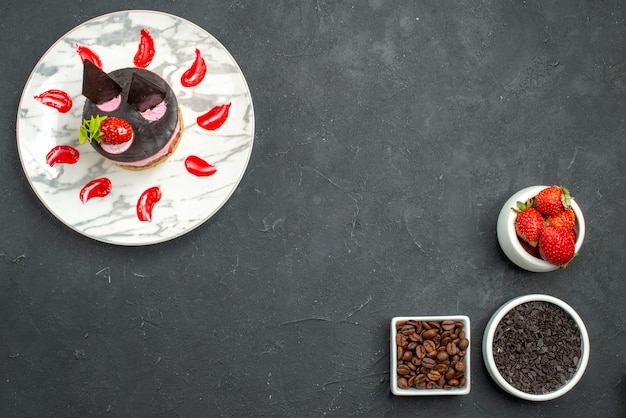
437, 350, 449, 362
454, 359, 466, 373
402, 350, 413, 361
400, 324, 415, 335
398, 377, 409, 389
397, 364, 411, 375
423, 340, 436, 353
421, 357, 436, 369
396, 333, 408, 347
435, 363, 449, 374
442, 320, 456, 331
422, 329, 439, 340
415, 345, 426, 359
448, 378, 459, 386
397, 346, 404, 360
427, 370, 441, 381
408, 333, 421, 342
458, 338, 469, 351
446, 342, 459, 355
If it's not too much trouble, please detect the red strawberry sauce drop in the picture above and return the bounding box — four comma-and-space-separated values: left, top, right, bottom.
185, 155, 217, 177
137, 186, 162, 222
134, 29, 155, 68
197, 103, 231, 130
79, 177, 112, 204
46, 145, 79, 166
34, 89, 73, 113
76, 44, 102, 69
181, 48, 207, 87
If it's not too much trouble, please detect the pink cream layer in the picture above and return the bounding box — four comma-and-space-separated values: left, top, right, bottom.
97, 95, 122, 112
141, 101, 167, 121
101, 137, 133, 154
114, 118, 181, 168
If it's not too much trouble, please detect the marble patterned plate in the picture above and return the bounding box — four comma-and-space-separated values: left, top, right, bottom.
17, 10, 254, 246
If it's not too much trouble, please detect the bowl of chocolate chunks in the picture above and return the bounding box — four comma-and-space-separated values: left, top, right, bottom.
390, 316, 471, 396
482, 294, 590, 401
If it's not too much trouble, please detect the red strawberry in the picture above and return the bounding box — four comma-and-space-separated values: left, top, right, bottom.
79, 115, 133, 145
99, 117, 133, 144
538, 226, 576, 267
535, 186, 571, 216
545, 208, 576, 230
519, 237, 541, 258
514, 199, 544, 247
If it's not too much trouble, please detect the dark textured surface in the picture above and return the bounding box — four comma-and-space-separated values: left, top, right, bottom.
1, 1, 625, 416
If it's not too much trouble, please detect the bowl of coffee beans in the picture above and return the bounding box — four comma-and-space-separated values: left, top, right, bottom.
482, 294, 590, 401
496, 185, 585, 272
391, 316, 471, 396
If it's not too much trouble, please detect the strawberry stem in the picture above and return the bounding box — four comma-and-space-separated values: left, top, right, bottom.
561, 186, 572, 209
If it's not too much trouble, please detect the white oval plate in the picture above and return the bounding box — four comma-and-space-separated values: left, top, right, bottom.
17, 10, 254, 246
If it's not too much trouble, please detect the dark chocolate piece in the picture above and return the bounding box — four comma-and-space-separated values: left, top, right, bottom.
81, 60, 122, 105
127, 72, 166, 112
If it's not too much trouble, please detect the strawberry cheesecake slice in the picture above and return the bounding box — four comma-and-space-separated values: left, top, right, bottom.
80, 60, 182, 169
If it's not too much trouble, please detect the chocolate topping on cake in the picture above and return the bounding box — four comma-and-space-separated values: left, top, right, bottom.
127, 72, 166, 112
82, 67, 179, 164
82, 60, 122, 104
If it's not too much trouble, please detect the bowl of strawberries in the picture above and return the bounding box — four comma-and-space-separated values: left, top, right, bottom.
497, 185, 585, 272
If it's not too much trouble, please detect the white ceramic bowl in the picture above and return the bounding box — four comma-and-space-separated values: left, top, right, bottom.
482, 294, 590, 401
390, 315, 471, 396
497, 185, 586, 272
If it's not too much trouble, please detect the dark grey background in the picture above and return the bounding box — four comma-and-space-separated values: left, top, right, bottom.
2, 1, 625, 416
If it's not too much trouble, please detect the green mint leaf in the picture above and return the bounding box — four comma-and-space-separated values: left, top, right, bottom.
78, 115, 107, 144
